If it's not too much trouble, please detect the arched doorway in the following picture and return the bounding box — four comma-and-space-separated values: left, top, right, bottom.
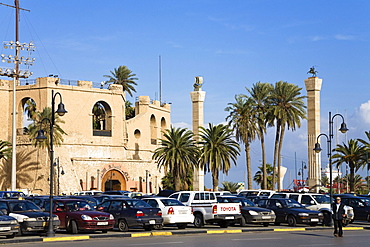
101, 169, 127, 191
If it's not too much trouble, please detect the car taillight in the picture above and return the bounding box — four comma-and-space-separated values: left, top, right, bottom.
212, 205, 217, 214
167, 207, 174, 215
136, 210, 145, 217
157, 210, 162, 216
191, 207, 194, 214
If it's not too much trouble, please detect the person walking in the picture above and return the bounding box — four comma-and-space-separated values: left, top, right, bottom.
331, 197, 347, 237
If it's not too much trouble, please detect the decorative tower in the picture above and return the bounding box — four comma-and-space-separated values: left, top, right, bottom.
190, 77, 206, 191
304, 69, 322, 192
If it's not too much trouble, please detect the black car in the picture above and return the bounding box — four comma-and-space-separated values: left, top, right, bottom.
97, 199, 163, 231
258, 198, 324, 226
334, 194, 370, 222
217, 196, 276, 227
0, 199, 60, 235
94, 195, 130, 205
0, 210, 19, 238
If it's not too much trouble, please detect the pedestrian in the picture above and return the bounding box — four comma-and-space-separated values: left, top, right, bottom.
331, 196, 347, 237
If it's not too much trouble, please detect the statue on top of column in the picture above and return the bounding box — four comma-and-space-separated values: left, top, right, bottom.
307, 66, 318, 77
193, 76, 203, 91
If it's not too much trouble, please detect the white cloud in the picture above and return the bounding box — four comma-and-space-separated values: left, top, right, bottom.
334, 34, 355, 41
359, 100, 370, 124
172, 122, 191, 129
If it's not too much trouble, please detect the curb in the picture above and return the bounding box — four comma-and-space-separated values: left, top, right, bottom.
1, 225, 369, 244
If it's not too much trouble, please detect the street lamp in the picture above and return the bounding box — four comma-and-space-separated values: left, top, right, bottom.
313, 111, 348, 203
298, 161, 307, 186
35, 90, 67, 237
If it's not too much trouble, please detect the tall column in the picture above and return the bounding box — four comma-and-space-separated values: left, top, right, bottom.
191, 77, 206, 191
304, 76, 322, 192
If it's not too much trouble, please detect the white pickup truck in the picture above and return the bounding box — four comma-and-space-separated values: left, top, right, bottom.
169, 191, 241, 228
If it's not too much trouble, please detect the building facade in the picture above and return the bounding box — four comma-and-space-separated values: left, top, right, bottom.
0, 77, 170, 195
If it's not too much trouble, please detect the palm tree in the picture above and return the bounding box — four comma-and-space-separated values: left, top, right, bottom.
220, 181, 241, 193
27, 107, 67, 150
253, 163, 275, 190
0, 149, 41, 190
125, 100, 135, 120
358, 131, 370, 170
161, 169, 193, 191
331, 139, 367, 192
246, 82, 274, 189
24, 98, 37, 121
0, 140, 12, 160
268, 81, 306, 191
225, 95, 257, 189
104, 65, 138, 97
198, 123, 240, 191
152, 127, 199, 191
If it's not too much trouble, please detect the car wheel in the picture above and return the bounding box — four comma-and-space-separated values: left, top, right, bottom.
17, 225, 24, 236
118, 219, 128, 232
177, 223, 187, 229
71, 220, 78, 234
102, 230, 108, 233
240, 216, 247, 227
194, 213, 204, 228
144, 225, 153, 231
5, 233, 15, 239
287, 215, 297, 227
154, 224, 163, 230
263, 222, 269, 227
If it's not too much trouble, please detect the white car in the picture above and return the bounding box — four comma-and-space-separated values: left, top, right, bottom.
142, 197, 194, 229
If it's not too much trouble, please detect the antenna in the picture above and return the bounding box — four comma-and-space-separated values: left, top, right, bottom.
159, 55, 162, 104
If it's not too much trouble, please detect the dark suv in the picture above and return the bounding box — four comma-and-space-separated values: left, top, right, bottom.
334, 194, 370, 222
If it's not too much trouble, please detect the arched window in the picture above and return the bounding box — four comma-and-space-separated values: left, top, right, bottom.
92, 101, 112, 137
150, 114, 157, 145
160, 117, 166, 140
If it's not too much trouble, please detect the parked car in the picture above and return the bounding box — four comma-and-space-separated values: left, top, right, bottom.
102, 190, 130, 195
271, 192, 336, 226
258, 198, 324, 226
141, 197, 194, 229
73, 190, 102, 196
97, 199, 163, 231
216, 196, 275, 227
0, 191, 26, 199
0, 199, 60, 235
334, 194, 370, 222
0, 210, 19, 238
67, 196, 99, 209
238, 190, 275, 198
25, 196, 63, 210
44, 199, 115, 234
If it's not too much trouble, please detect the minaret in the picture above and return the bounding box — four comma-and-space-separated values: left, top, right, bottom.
304, 71, 322, 192
190, 77, 206, 191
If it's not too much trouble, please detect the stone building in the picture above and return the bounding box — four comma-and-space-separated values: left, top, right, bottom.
0, 76, 171, 195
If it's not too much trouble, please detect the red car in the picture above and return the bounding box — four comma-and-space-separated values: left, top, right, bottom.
44, 199, 115, 234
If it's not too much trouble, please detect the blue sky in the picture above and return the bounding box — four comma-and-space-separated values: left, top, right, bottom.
1, 0, 370, 189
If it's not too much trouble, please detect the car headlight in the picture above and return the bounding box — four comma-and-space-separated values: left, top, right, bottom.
298, 213, 309, 217
270, 211, 275, 215
53, 216, 59, 221
10, 220, 18, 224
248, 210, 259, 216
81, 215, 92, 220
109, 214, 114, 220
318, 213, 323, 216
23, 217, 36, 221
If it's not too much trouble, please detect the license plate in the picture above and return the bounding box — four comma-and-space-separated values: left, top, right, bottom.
311, 218, 319, 222
179, 210, 188, 214
0, 227, 11, 231
97, 222, 108, 226
149, 220, 155, 224
225, 216, 234, 220
262, 216, 271, 219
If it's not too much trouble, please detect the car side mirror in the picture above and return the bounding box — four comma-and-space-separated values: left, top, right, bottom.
97, 206, 104, 211
310, 200, 315, 205
56, 207, 63, 212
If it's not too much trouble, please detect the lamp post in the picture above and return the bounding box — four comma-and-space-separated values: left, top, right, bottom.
298, 161, 307, 186
313, 111, 348, 203
35, 90, 67, 237
54, 157, 65, 196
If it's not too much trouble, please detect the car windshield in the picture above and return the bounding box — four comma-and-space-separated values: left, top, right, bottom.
312, 194, 330, 204
66, 201, 93, 211
160, 199, 184, 206
240, 198, 255, 207
127, 200, 151, 208
9, 201, 41, 212
281, 199, 303, 208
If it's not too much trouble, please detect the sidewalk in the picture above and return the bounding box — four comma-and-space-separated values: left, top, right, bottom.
2, 224, 370, 244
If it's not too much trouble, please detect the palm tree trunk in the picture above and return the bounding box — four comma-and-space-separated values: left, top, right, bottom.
350, 164, 355, 193
277, 125, 286, 192
272, 121, 281, 191
260, 127, 267, 190
245, 144, 252, 189
175, 169, 181, 191
213, 171, 219, 191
